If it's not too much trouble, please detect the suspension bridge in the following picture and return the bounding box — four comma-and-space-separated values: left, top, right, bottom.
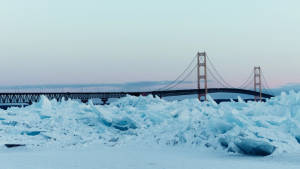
0, 52, 274, 108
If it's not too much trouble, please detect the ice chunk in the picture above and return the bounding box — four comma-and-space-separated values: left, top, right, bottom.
2, 121, 18, 126
295, 136, 300, 144
112, 117, 137, 131
21, 131, 41, 136
234, 138, 276, 156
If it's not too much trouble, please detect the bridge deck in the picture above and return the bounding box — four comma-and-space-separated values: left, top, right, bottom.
0, 88, 273, 105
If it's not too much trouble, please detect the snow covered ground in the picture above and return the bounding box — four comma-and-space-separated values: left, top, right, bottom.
0, 91, 300, 168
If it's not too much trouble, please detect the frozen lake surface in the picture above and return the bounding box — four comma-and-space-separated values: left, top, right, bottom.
1, 145, 300, 169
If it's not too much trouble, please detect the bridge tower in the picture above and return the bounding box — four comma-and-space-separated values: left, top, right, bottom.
254, 66, 262, 101
197, 52, 208, 101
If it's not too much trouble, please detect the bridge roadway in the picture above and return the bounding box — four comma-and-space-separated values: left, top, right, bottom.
0, 88, 273, 105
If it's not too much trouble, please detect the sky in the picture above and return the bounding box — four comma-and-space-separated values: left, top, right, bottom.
0, 0, 299, 88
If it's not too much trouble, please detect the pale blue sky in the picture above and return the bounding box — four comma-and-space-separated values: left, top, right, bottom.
0, 0, 299, 87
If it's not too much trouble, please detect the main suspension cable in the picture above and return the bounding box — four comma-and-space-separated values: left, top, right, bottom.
261, 72, 274, 95
158, 55, 197, 90
164, 64, 197, 90
206, 55, 234, 88
207, 67, 227, 88
237, 71, 253, 89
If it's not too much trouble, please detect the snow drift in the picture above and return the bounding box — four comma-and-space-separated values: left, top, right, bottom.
1, 91, 300, 156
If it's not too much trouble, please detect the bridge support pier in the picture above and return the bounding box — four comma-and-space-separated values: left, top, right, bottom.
101, 98, 108, 105
81, 99, 89, 104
